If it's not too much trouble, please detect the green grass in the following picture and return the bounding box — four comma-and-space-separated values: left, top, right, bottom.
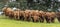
0, 15, 60, 27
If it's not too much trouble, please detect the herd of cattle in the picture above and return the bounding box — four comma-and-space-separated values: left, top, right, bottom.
2, 7, 60, 23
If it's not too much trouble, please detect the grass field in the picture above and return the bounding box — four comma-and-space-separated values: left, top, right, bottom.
0, 15, 60, 27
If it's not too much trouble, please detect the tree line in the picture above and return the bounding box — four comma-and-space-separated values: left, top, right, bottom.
0, 0, 60, 12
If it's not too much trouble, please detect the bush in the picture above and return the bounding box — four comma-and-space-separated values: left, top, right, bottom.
0, 3, 5, 11
8, 2, 19, 8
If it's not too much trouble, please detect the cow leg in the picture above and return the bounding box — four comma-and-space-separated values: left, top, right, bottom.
27, 16, 31, 22
32, 18, 38, 22
18, 16, 20, 20
24, 17, 26, 21
31, 16, 37, 22
39, 16, 44, 23
32, 17, 34, 22
14, 16, 19, 20
36, 19, 39, 22
33, 19, 34, 22
5, 13, 8, 16
20, 16, 24, 21
57, 17, 60, 22
45, 16, 50, 23
47, 18, 50, 23
21, 16, 24, 20
51, 17, 55, 23
9, 15, 13, 19
14, 16, 16, 20
34, 19, 37, 22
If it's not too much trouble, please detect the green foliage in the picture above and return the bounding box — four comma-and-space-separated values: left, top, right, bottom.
8, 2, 18, 8
0, 0, 59, 12
0, 3, 5, 11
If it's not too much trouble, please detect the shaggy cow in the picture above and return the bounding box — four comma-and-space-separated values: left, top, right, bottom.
19, 10, 25, 20
31, 10, 40, 22
23, 9, 31, 21
2, 7, 15, 19
56, 12, 60, 22
45, 12, 56, 23
39, 11, 45, 23
2, 7, 9, 16
13, 9, 20, 20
